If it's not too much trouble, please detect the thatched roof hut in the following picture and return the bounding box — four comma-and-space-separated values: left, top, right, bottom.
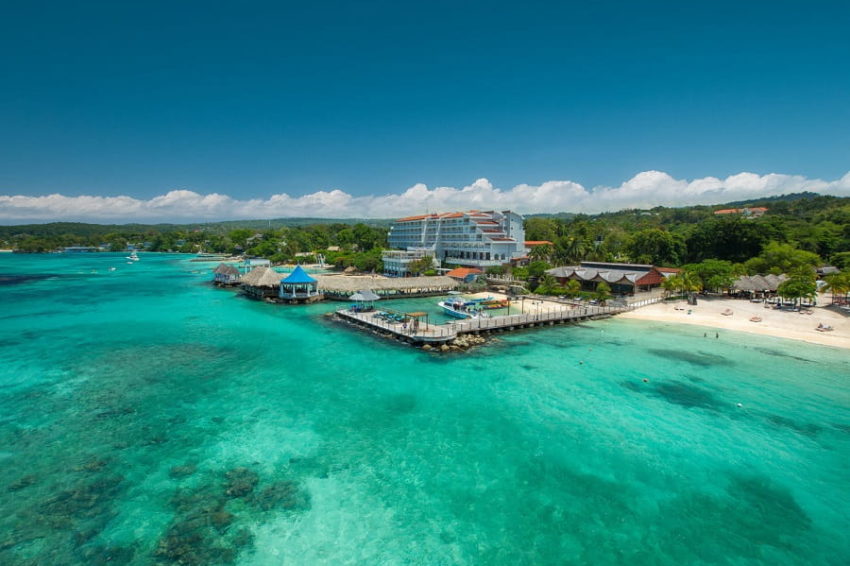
732, 274, 788, 293
214, 263, 240, 276
763, 274, 787, 289
731, 277, 756, 292
317, 275, 458, 296
749, 275, 770, 291
349, 289, 381, 302
241, 266, 284, 288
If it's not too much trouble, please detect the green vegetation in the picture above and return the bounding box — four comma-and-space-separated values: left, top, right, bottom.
777, 269, 818, 307
523, 193, 850, 269
406, 256, 436, 276
594, 281, 612, 304
1, 220, 388, 270
682, 259, 736, 293
823, 272, 850, 304
662, 272, 702, 298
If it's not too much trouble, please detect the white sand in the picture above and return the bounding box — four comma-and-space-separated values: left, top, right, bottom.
464, 292, 571, 314
620, 294, 850, 349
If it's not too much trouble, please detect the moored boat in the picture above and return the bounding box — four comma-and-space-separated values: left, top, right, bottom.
481, 298, 510, 309
438, 299, 479, 319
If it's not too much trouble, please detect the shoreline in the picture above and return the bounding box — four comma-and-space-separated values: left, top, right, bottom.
619, 294, 850, 350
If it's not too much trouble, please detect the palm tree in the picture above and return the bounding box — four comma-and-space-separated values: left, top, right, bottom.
662, 274, 683, 298
529, 243, 554, 263
595, 281, 612, 305
564, 236, 589, 263
777, 268, 818, 309
661, 272, 701, 299
822, 272, 850, 305
565, 279, 582, 298
681, 271, 703, 296
536, 274, 558, 295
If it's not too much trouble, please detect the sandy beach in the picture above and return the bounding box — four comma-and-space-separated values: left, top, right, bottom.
620, 294, 850, 349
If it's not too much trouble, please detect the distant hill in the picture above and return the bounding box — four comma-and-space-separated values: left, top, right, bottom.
718, 191, 825, 209
529, 192, 834, 218
0, 217, 392, 238
1, 191, 846, 237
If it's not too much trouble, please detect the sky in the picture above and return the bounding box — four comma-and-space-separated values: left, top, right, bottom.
1, 0, 849, 223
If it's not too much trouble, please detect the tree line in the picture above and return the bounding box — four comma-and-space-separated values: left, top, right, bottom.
2, 193, 849, 298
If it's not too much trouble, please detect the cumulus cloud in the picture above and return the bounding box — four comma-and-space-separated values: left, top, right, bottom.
1, 170, 849, 223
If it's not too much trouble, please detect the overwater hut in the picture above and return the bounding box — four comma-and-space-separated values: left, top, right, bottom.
317, 275, 458, 300
213, 263, 241, 286
279, 265, 322, 303
349, 289, 381, 312
240, 266, 284, 300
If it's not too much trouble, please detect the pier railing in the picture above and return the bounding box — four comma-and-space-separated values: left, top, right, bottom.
336, 302, 627, 344
626, 295, 665, 309
452, 304, 624, 333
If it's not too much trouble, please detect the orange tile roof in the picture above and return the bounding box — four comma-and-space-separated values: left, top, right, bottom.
714, 209, 738, 214
656, 267, 681, 273
446, 267, 483, 278
396, 213, 437, 222
524, 240, 554, 246
748, 207, 768, 212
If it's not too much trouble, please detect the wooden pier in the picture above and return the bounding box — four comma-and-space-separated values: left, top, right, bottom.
335, 302, 628, 346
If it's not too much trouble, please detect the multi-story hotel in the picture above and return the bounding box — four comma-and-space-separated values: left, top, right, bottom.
382, 210, 527, 276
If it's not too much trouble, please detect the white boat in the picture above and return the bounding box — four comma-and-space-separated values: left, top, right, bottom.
438, 299, 482, 319
126, 251, 139, 261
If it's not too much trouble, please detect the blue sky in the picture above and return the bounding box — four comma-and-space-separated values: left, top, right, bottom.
1, 1, 849, 220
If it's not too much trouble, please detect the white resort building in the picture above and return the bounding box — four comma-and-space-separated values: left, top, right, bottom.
383, 210, 527, 276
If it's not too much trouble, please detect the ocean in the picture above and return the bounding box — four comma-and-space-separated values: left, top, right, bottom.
1, 253, 848, 565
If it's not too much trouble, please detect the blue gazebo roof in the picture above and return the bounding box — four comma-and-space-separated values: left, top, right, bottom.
282, 265, 317, 284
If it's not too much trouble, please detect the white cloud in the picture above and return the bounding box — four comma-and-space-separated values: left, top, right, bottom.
1, 170, 849, 223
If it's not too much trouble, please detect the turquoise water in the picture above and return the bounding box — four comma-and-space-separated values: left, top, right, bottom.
1, 253, 849, 565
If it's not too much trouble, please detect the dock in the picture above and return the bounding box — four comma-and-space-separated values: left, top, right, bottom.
335, 302, 628, 346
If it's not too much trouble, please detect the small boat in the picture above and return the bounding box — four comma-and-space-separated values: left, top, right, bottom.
191, 252, 231, 262
108, 267, 117, 272
126, 251, 140, 261
481, 298, 510, 309
438, 299, 480, 319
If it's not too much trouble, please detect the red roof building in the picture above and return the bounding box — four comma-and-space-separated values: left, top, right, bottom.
714, 207, 768, 218
445, 267, 484, 282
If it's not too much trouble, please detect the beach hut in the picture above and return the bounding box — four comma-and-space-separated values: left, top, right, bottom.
732, 276, 756, 294
315, 275, 459, 300
213, 263, 241, 286
240, 266, 284, 300
279, 265, 322, 303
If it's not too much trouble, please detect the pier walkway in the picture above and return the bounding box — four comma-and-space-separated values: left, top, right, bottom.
335, 302, 628, 345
